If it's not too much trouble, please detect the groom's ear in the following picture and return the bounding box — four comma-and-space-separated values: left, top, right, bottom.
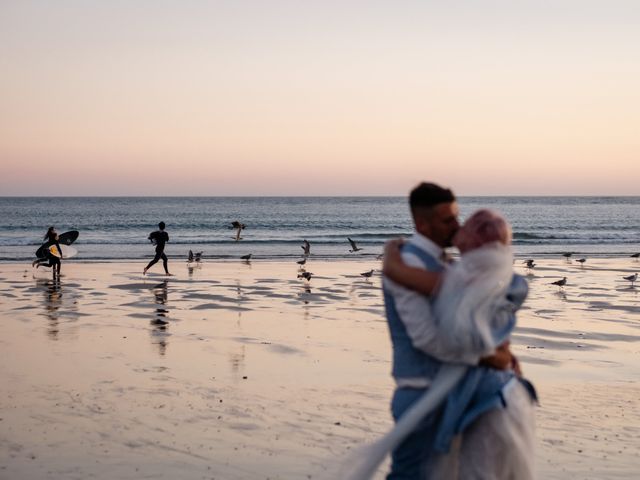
412, 207, 434, 236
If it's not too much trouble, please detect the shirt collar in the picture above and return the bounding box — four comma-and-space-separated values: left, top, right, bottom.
409, 232, 444, 260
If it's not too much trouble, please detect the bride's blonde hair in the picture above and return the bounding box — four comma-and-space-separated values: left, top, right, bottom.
463, 209, 512, 247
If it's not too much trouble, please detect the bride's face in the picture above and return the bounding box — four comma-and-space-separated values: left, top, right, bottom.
453, 211, 511, 254
452, 225, 478, 254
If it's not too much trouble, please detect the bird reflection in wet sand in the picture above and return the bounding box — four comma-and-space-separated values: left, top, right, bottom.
299, 283, 312, 304
150, 281, 170, 355
229, 345, 246, 374
235, 280, 245, 320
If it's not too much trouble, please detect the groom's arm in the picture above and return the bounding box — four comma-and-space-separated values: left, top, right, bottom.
384, 252, 479, 365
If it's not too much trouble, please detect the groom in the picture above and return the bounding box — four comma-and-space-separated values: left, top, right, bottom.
383, 183, 514, 479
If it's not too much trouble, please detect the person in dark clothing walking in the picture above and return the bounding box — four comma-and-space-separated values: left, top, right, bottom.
33, 226, 63, 277
144, 222, 171, 275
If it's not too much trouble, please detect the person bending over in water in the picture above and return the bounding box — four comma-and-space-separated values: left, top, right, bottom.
144, 222, 171, 276
33, 226, 63, 278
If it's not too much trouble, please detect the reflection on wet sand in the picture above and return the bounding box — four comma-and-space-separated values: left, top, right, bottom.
229, 344, 246, 374
39, 278, 62, 340
150, 281, 170, 356
187, 262, 202, 278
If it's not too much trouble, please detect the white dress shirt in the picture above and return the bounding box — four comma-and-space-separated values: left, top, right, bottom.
383, 233, 479, 388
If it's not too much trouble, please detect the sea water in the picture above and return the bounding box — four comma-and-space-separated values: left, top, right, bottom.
0, 196, 638, 261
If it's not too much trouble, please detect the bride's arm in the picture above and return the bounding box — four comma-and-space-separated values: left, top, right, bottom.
382, 239, 442, 296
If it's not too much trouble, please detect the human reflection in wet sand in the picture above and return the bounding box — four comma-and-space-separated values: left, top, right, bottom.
150, 281, 170, 356
39, 278, 62, 340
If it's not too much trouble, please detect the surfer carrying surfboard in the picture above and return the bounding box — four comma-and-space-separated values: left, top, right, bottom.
32, 227, 63, 277
143, 222, 171, 276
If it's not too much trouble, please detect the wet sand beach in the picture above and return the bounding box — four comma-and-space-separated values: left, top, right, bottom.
1, 258, 639, 479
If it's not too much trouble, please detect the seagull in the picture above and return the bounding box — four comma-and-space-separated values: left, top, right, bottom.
523, 259, 535, 269
551, 277, 567, 290
562, 253, 572, 260
348, 237, 362, 253
631, 253, 640, 260
298, 271, 313, 281
187, 250, 203, 263
376, 254, 384, 260
296, 258, 307, 267
301, 239, 311, 257
575, 258, 587, 265
240, 254, 252, 261
623, 273, 637, 287
360, 269, 374, 278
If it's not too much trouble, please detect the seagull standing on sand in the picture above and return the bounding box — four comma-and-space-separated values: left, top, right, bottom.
623, 273, 637, 287
551, 277, 567, 290
240, 253, 252, 262
297, 258, 307, 267
562, 252, 572, 260
523, 259, 535, 270
301, 239, 311, 257
575, 258, 587, 266
360, 269, 374, 278
631, 253, 640, 260
348, 237, 363, 253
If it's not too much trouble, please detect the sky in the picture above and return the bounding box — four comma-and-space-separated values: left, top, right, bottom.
1, 1, 639, 196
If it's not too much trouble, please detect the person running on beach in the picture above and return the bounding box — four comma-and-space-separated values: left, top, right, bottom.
33, 226, 63, 278
144, 222, 171, 275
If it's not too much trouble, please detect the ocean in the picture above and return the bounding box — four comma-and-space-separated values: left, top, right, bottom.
0, 196, 638, 261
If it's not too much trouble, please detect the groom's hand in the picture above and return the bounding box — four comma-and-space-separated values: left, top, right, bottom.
382, 238, 405, 277
479, 342, 513, 370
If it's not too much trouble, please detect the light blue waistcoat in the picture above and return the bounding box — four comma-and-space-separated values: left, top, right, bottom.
383, 243, 444, 381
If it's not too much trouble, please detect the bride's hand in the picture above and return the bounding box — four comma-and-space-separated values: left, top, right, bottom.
480, 342, 513, 370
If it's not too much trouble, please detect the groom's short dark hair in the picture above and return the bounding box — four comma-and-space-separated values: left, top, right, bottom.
409, 183, 455, 216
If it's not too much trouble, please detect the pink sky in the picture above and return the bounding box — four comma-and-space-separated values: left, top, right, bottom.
1, 1, 639, 195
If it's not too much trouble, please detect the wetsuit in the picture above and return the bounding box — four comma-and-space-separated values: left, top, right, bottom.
145, 230, 170, 273
39, 233, 62, 273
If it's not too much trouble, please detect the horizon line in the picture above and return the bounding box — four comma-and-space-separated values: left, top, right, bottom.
1, 194, 639, 198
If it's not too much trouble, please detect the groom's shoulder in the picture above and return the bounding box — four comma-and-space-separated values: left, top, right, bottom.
402, 242, 442, 271
401, 246, 431, 269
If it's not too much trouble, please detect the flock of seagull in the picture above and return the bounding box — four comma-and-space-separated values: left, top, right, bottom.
187, 221, 639, 288
524, 252, 639, 290
185, 222, 373, 282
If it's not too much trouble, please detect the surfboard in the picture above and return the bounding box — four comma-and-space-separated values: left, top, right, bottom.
35, 231, 79, 258
47, 245, 77, 259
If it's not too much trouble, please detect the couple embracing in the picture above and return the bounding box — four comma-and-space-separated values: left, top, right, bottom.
347, 183, 537, 480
